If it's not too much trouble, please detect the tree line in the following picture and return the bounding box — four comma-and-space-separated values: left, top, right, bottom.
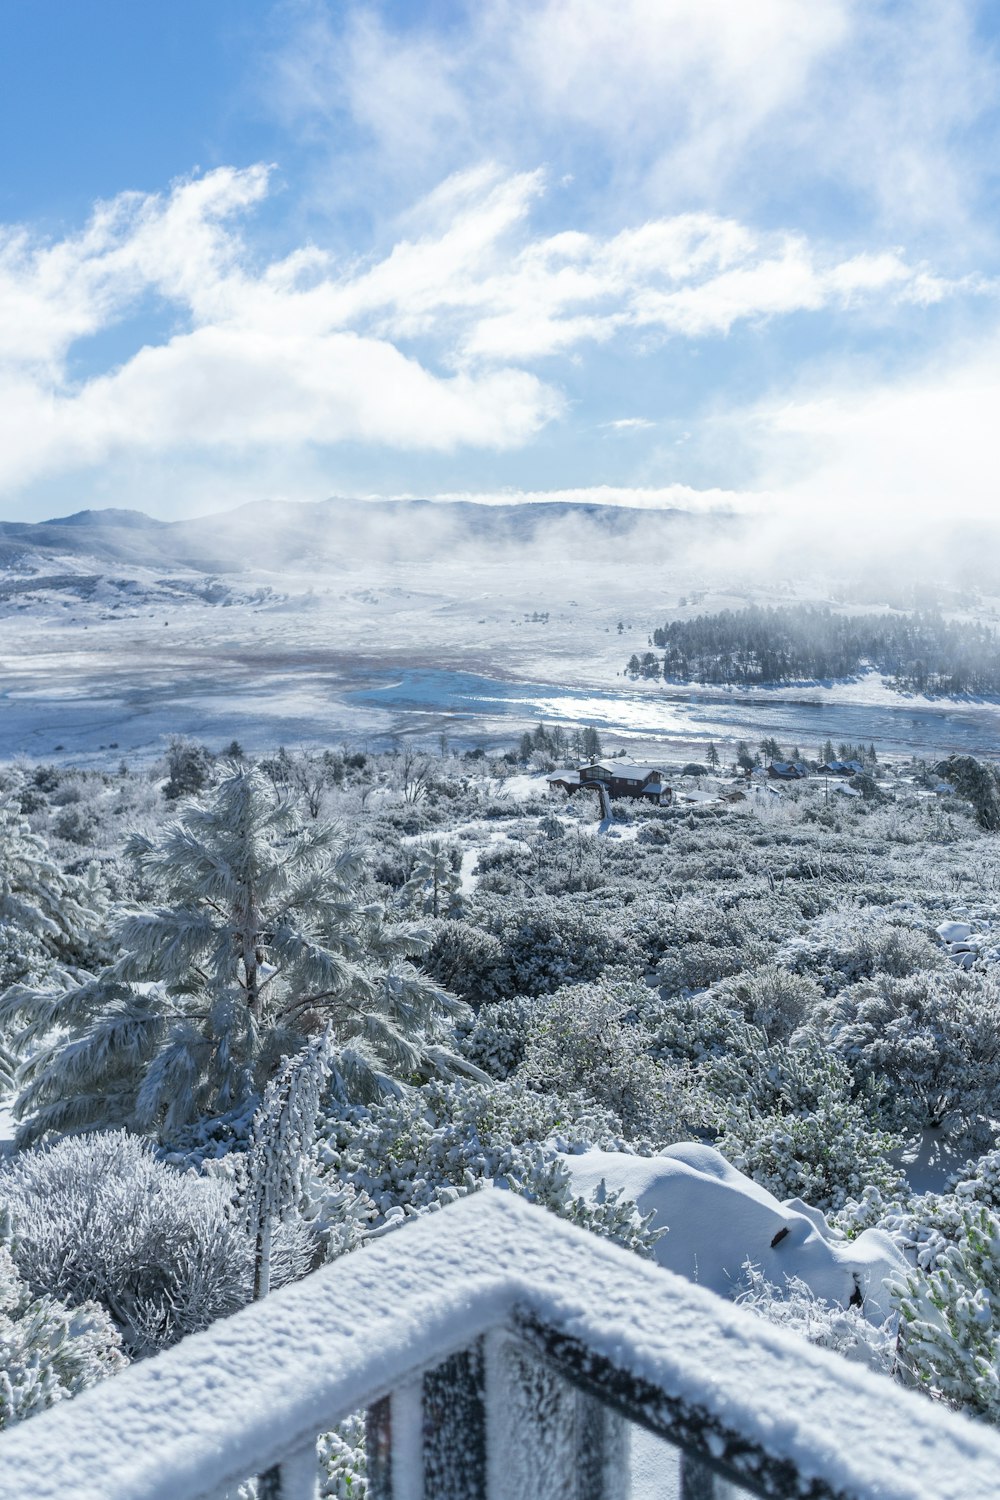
626, 605, 1000, 695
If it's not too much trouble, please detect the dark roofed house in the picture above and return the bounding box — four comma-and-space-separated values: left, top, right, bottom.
548, 758, 672, 806
767, 761, 809, 780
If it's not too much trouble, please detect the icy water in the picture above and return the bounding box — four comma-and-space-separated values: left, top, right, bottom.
347, 669, 1000, 759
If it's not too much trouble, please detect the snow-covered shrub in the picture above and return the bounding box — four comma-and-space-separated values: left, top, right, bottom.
656, 940, 749, 996
647, 992, 749, 1065
719, 1094, 903, 1211
0, 1131, 306, 1354
713, 964, 823, 1041
735, 1263, 896, 1373
0, 1212, 127, 1430
462, 996, 534, 1078
778, 910, 946, 994
3, 766, 475, 1142
478, 895, 639, 998
319, 1412, 367, 1497
893, 1202, 1000, 1420
708, 1032, 903, 1210
421, 919, 503, 1000
314, 1079, 660, 1255
516, 981, 695, 1142
814, 970, 1000, 1147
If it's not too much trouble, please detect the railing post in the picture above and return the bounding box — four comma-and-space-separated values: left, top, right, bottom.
257, 1440, 319, 1500
367, 1346, 487, 1500
679, 1453, 718, 1500
483, 1332, 628, 1500
422, 1342, 487, 1500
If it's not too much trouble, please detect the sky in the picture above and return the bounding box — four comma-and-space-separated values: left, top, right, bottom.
1, 0, 1000, 527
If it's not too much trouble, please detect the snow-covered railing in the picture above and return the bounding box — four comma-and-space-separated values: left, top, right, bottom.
1, 1192, 999, 1500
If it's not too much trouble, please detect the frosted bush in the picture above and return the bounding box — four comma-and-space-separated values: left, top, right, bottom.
421, 919, 503, 1000
713, 964, 823, 1041
516, 980, 697, 1142
720, 1095, 903, 1211
814, 970, 1000, 1147
0, 1131, 311, 1354
893, 1202, 1000, 1421
314, 1080, 662, 1256
777, 910, 946, 994
708, 1032, 904, 1209
656, 940, 749, 996
0, 1212, 127, 1430
462, 996, 534, 1078
319, 1412, 367, 1497
735, 1262, 896, 1373
477, 895, 640, 998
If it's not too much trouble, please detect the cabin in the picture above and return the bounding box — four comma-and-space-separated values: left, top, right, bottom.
548, 758, 672, 805
816, 759, 863, 777
767, 760, 809, 780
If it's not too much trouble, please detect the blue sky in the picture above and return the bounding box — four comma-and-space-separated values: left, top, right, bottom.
2, 0, 1000, 525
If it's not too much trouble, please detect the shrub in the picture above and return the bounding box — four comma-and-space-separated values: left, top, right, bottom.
714, 965, 823, 1041
314, 1080, 660, 1256
814, 971, 1000, 1148
516, 981, 696, 1142
0, 1214, 126, 1430
894, 1201, 1000, 1420
0, 1131, 312, 1355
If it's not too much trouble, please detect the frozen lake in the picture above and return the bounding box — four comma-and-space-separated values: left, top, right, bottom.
349, 668, 1000, 760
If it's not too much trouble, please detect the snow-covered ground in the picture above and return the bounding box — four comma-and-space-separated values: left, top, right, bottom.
5, 541, 1000, 767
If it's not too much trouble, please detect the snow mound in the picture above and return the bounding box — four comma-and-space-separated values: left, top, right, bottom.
563, 1142, 905, 1320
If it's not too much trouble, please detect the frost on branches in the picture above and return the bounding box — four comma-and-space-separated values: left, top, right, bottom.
0, 781, 105, 994
894, 1202, 1000, 1421
1, 766, 481, 1144
0, 1209, 126, 1430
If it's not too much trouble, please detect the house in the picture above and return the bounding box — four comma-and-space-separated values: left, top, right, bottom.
548, 757, 673, 805
816, 760, 863, 777
767, 761, 809, 780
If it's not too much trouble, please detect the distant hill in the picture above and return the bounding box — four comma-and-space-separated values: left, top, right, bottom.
0, 496, 736, 577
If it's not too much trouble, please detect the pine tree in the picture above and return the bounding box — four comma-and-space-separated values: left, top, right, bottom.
1, 765, 478, 1144
0, 785, 103, 966
706, 743, 719, 769
401, 839, 463, 919
581, 726, 603, 760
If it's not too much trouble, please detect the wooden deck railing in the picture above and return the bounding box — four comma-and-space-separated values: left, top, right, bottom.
0, 1191, 998, 1499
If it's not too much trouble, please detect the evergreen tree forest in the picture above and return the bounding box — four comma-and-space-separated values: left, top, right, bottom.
627, 606, 1000, 694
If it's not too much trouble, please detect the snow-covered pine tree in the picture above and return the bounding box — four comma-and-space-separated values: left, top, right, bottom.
1, 764, 479, 1144
0, 782, 105, 987
401, 839, 463, 919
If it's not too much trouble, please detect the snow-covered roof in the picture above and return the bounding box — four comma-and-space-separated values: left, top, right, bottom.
1, 1193, 998, 1500
580, 759, 663, 781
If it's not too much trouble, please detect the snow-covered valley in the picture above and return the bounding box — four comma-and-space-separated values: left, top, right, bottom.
5, 501, 1000, 768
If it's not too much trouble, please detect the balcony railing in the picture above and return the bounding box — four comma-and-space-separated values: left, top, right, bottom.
1, 1191, 998, 1499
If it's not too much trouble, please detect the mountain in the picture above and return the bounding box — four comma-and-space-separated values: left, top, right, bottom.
0, 496, 737, 578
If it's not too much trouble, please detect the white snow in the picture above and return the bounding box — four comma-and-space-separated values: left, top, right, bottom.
936, 921, 973, 944
563, 1143, 907, 1321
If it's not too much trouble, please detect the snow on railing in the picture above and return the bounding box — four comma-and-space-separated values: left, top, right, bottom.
1, 1192, 999, 1500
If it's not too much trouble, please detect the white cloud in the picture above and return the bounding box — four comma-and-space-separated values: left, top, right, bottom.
738, 330, 1000, 528
266, 1, 1000, 247
0, 160, 984, 501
